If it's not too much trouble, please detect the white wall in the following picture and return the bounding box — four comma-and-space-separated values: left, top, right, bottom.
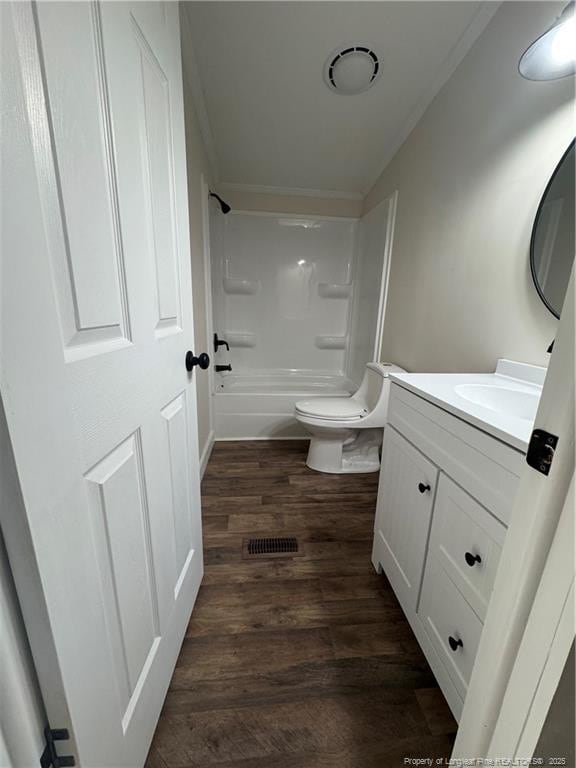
211, 211, 358, 376
365, 1, 574, 374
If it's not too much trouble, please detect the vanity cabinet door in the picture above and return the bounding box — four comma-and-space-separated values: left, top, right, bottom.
372, 426, 438, 616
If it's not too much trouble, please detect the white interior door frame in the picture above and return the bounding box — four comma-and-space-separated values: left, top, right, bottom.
489, 473, 574, 759
0, 398, 46, 768
200, 174, 215, 447
372, 190, 398, 361
453, 269, 575, 760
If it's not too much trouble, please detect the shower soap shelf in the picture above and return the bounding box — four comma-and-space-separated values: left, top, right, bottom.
318, 283, 351, 299
223, 277, 260, 295
315, 335, 347, 350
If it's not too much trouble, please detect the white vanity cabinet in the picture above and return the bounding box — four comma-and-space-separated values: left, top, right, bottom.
372, 380, 527, 720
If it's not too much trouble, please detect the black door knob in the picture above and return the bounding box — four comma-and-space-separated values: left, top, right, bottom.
185, 351, 210, 372
418, 483, 431, 494
448, 635, 463, 652
465, 552, 482, 567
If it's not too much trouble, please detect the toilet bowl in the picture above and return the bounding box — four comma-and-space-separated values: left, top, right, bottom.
294, 362, 406, 473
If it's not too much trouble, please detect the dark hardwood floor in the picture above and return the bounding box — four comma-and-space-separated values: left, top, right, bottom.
146, 440, 456, 768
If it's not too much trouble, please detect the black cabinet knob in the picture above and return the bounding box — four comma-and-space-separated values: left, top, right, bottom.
465, 552, 482, 567
448, 635, 463, 652
185, 351, 210, 372
418, 483, 431, 494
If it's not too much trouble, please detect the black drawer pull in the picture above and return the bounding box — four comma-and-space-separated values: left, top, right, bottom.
448, 635, 463, 652
465, 552, 482, 567
418, 483, 431, 494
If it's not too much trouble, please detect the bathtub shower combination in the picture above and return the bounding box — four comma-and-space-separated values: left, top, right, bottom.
210, 200, 395, 439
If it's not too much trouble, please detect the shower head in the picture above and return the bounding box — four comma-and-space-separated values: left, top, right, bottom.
209, 191, 231, 215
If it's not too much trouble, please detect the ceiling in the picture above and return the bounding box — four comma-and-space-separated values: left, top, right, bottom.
182, 2, 497, 198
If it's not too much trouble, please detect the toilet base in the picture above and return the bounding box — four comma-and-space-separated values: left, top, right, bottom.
305, 428, 382, 474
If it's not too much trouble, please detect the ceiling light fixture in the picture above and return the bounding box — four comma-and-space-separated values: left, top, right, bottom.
324, 45, 381, 95
519, 2, 576, 81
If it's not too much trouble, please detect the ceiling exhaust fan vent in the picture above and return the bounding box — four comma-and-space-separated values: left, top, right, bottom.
324, 45, 381, 95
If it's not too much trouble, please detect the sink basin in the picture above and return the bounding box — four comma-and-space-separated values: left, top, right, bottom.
455, 384, 540, 422
388, 360, 547, 451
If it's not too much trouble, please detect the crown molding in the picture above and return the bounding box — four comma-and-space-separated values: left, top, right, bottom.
180, 4, 220, 185
218, 182, 363, 202
363, 0, 502, 197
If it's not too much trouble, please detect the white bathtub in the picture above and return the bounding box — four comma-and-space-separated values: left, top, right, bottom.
214, 372, 355, 439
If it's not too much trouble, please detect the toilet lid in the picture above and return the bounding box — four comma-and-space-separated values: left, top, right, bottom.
295, 398, 367, 420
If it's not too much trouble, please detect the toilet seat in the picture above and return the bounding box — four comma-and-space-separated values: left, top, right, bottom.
294, 361, 407, 473
295, 398, 367, 420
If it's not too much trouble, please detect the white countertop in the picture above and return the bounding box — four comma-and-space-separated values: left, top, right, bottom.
389, 359, 546, 452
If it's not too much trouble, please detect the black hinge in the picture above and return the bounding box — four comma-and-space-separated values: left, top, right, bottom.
526, 429, 559, 476
40, 726, 75, 768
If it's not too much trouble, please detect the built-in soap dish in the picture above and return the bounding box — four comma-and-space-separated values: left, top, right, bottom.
318, 283, 351, 299
225, 332, 256, 348
315, 335, 347, 350
223, 277, 260, 295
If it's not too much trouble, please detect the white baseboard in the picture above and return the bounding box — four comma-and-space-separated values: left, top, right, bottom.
199, 430, 215, 478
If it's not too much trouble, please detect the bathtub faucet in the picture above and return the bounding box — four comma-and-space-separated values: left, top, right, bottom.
214, 333, 230, 352
215, 364, 232, 372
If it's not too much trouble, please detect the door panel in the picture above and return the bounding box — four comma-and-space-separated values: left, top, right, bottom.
372, 426, 438, 616
85, 432, 160, 715
35, 1, 132, 355
1, 2, 203, 766
134, 18, 182, 337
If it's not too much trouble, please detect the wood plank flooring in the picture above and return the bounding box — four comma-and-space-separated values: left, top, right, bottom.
147, 440, 456, 768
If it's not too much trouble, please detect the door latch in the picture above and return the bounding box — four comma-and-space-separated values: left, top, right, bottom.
40, 726, 75, 768
526, 429, 559, 476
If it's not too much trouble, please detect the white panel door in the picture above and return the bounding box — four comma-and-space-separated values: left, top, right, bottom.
372, 426, 438, 616
1, 3, 203, 766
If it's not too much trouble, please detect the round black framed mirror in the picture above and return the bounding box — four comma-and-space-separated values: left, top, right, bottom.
530, 140, 575, 318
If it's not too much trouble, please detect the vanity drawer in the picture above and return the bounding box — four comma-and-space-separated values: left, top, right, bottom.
418, 555, 483, 700
388, 384, 524, 525
429, 475, 506, 622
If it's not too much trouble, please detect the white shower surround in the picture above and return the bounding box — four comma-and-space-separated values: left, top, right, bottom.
211, 207, 392, 439
211, 211, 358, 372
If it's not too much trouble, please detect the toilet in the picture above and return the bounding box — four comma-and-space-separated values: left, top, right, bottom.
294, 362, 406, 474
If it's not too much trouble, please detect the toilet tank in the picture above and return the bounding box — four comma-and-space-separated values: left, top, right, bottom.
354, 362, 407, 416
